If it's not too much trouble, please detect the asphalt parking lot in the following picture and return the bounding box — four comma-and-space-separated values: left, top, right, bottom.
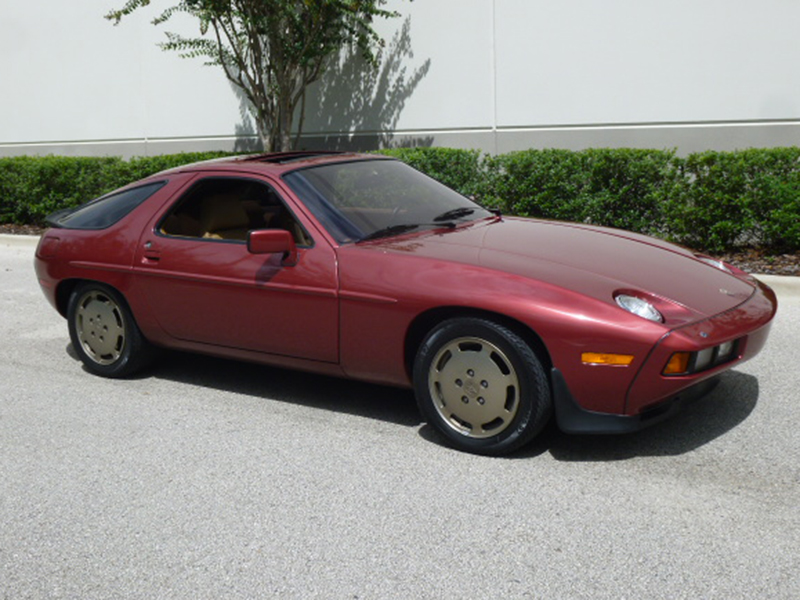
1, 234, 798, 599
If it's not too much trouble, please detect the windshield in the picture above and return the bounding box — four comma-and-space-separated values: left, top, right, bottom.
282, 159, 491, 243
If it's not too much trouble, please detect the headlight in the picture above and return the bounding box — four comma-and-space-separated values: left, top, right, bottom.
696, 256, 733, 274
663, 339, 741, 376
615, 294, 663, 323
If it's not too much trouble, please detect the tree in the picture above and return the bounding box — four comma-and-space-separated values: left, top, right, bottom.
106, 0, 405, 152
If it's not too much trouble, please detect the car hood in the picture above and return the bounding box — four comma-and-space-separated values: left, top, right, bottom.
364, 217, 755, 319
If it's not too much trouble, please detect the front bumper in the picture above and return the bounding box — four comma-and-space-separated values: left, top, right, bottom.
624, 277, 776, 416
555, 277, 777, 434
553, 368, 720, 434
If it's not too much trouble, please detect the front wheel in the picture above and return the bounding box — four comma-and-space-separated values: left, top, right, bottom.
67, 282, 153, 378
413, 318, 551, 455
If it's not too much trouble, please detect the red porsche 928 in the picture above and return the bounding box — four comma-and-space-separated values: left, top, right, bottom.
34, 152, 777, 454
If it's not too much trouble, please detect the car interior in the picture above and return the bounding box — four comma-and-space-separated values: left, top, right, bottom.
159, 178, 312, 246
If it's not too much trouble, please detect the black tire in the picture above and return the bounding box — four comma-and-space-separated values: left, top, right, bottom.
67, 282, 154, 378
413, 317, 551, 455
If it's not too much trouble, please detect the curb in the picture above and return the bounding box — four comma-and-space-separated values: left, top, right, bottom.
753, 275, 800, 300
1, 233, 40, 248
3, 233, 799, 299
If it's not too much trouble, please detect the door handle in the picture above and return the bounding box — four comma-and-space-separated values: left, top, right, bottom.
142, 241, 161, 262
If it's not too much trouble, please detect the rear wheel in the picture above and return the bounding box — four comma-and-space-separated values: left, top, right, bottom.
67, 282, 153, 378
413, 318, 551, 455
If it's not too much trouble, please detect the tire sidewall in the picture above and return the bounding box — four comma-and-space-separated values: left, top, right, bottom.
413, 318, 551, 455
67, 282, 140, 378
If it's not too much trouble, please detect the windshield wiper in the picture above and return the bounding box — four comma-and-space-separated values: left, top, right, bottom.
432, 207, 475, 222
358, 221, 455, 243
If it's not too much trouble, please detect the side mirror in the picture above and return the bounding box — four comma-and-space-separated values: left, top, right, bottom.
247, 229, 298, 266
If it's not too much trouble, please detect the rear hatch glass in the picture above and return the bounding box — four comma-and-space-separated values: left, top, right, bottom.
46, 182, 165, 230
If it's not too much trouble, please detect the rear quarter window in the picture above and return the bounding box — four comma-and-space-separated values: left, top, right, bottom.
48, 182, 165, 230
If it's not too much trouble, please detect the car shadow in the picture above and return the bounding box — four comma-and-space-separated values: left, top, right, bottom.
146, 349, 422, 428
412, 372, 759, 459
66, 343, 80, 362
66, 343, 759, 458
536, 370, 759, 461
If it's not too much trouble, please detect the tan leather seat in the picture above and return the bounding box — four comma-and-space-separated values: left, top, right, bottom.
200, 195, 251, 240
161, 212, 203, 237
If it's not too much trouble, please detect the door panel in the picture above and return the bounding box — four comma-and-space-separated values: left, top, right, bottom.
132, 175, 339, 363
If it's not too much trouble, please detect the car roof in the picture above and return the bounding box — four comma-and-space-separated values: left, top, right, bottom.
152, 151, 385, 179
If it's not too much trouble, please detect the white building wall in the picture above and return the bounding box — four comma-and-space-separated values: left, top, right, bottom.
1, 0, 799, 157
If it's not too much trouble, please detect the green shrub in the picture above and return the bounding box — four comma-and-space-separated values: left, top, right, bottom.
0, 156, 125, 225
665, 151, 756, 252
664, 148, 800, 252
376, 147, 485, 199
484, 148, 677, 234
483, 149, 585, 218
758, 178, 800, 250
2, 147, 799, 253
743, 147, 800, 251
0, 152, 234, 226
579, 148, 678, 234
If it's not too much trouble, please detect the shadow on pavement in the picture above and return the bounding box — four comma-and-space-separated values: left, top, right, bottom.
146, 349, 421, 428
542, 370, 759, 461
421, 371, 758, 459
67, 342, 758, 459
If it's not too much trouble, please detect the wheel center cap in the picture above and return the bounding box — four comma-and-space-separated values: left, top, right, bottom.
463, 379, 479, 399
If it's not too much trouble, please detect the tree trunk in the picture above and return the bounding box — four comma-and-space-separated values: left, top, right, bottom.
278, 93, 294, 152
256, 120, 273, 153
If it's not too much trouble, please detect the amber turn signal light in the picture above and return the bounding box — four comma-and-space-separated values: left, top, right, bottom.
581, 352, 635, 366
663, 352, 691, 375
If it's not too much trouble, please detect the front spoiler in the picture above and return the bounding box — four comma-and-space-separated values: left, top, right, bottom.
552, 368, 720, 434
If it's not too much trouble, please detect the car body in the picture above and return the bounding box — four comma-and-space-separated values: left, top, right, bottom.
34, 151, 778, 454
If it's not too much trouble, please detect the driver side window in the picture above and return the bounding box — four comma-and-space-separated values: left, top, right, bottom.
159, 177, 312, 246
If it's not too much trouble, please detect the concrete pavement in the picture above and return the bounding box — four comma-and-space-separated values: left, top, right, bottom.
1, 234, 798, 599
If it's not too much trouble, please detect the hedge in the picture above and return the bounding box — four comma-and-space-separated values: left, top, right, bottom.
0, 152, 232, 226
483, 148, 679, 236
376, 147, 484, 199
2, 147, 799, 253
664, 148, 800, 252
